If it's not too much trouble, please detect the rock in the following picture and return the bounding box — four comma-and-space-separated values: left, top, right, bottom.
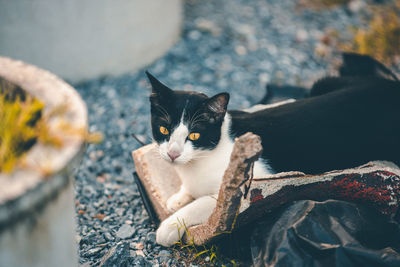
146, 232, 156, 244
348, 0, 366, 13
82, 186, 96, 198
132, 255, 151, 267
194, 18, 221, 36
158, 250, 171, 263
124, 220, 133, 225
134, 242, 144, 250
84, 246, 103, 257
295, 29, 309, 42
188, 30, 202, 40
99, 242, 133, 267
135, 250, 145, 257
234, 23, 255, 37
115, 208, 125, 217
80, 233, 98, 246
104, 232, 114, 241
235, 45, 247, 56
116, 224, 135, 239
136, 228, 148, 235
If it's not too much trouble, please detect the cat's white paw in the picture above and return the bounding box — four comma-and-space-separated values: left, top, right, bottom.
156, 216, 183, 247
166, 192, 193, 213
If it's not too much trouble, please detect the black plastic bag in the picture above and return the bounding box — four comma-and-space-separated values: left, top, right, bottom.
251, 200, 400, 267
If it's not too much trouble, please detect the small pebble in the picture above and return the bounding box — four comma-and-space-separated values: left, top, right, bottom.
235, 45, 247, 56
146, 232, 156, 244
85, 247, 103, 257
104, 232, 114, 241
116, 224, 136, 239
158, 250, 171, 263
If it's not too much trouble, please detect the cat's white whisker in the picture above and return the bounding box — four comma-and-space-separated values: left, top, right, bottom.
190, 115, 208, 129
186, 107, 196, 127
156, 105, 171, 123
188, 109, 201, 127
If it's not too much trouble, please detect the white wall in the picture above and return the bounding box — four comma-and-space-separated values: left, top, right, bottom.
0, 0, 182, 82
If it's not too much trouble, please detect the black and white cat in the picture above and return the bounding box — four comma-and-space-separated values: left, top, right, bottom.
147, 53, 400, 247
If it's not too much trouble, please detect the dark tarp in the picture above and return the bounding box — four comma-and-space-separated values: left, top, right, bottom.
250, 200, 400, 267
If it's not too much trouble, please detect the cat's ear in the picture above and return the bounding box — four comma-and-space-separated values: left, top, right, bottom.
146, 71, 173, 98
204, 92, 230, 120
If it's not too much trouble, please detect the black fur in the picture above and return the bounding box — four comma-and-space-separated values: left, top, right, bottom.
230, 77, 400, 173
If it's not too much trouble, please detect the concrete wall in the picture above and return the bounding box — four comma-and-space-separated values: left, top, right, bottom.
0, 181, 78, 267
0, 0, 182, 83
0, 56, 88, 267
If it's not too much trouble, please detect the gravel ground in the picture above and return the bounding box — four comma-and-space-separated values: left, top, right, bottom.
73, 0, 397, 266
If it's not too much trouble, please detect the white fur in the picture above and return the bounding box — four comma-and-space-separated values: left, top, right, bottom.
243, 99, 296, 113
156, 114, 272, 246
166, 185, 194, 212
156, 195, 217, 246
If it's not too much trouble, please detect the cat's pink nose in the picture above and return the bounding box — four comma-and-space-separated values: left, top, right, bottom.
167, 151, 181, 161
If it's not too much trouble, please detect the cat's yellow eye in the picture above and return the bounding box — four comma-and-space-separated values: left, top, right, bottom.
159, 126, 169, 135
188, 132, 200, 141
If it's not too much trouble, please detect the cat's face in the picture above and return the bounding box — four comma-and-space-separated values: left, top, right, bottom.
147, 72, 229, 164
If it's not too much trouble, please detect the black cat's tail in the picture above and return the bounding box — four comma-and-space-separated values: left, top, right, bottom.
310, 53, 399, 97
259, 53, 399, 102
339, 52, 398, 81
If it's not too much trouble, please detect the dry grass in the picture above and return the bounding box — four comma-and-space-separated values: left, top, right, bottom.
0, 84, 45, 172
342, 3, 400, 65
297, 0, 351, 9
165, 218, 240, 266
0, 81, 103, 173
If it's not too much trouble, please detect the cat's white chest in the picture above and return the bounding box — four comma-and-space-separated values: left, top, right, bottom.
173, 115, 272, 199
174, 138, 233, 198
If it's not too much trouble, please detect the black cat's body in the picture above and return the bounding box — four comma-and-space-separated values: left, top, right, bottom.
230, 77, 400, 174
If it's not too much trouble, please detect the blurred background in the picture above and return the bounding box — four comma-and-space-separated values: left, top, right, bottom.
1, 0, 399, 265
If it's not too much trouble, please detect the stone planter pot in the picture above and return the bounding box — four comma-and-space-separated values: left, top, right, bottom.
0, 0, 183, 83
0, 56, 87, 267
